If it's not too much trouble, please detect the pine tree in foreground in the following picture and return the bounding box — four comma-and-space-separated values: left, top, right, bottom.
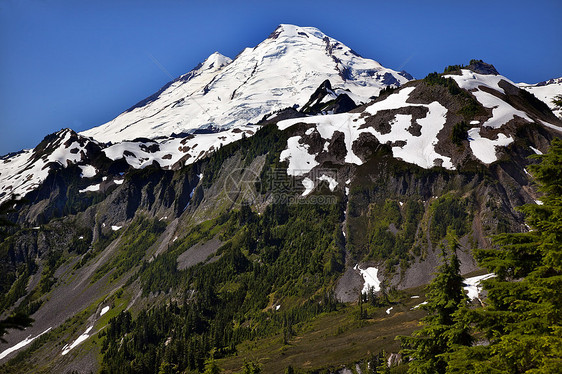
446, 138, 562, 373
400, 229, 472, 374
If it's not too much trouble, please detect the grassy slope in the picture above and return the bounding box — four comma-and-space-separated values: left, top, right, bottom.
218, 287, 427, 373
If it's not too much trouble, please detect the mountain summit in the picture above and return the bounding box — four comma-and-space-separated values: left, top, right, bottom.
81, 24, 412, 143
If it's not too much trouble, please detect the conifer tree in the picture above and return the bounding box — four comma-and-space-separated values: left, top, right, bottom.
400, 229, 471, 374
377, 350, 391, 374
447, 138, 562, 373
552, 94, 562, 110
203, 357, 222, 374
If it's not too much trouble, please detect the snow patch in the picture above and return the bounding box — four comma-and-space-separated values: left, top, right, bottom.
355, 265, 381, 293
447, 70, 533, 129
301, 177, 314, 196
318, 174, 338, 191
463, 273, 496, 301
411, 301, 428, 310
111, 225, 122, 231
386, 307, 393, 315
518, 79, 562, 118
79, 184, 100, 193
280, 136, 319, 176
277, 86, 454, 172
467, 128, 513, 164
0, 130, 98, 205
530, 146, 543, 155
0, 327, 52, 360
100, 306, 110, 316
79, 165, 97, 178
62, 326, 93, 356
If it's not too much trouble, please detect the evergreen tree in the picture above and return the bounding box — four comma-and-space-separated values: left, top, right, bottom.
377, 350, 391, 374
0, 312, 34, 343
203, 357, 222, 374
284, 366, 295, 374
242, 360, 262, 374
552, 94, 562, 110
447, 138, 562, 373
400, 229, 471, 374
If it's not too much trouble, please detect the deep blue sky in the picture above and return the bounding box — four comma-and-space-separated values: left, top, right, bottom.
1, 0, 561, 155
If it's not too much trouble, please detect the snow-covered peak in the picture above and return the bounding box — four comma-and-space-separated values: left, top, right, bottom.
264, 24, 386, 79
81, 25, 412, 144
0, 129, 102, 204
535, 77, 562, 87
199, 52, 232, 71
270, 24, 327, 39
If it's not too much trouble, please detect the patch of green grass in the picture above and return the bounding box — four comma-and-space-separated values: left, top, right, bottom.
216, 290, 426, 373
92, 215, 166, 283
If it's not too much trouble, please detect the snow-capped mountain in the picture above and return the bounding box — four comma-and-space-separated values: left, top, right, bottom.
1, 26, 561, 209
518, 77, 562, 118
3, 25, 562, 371
0, 129, 103, 204
81, 24, 412, 143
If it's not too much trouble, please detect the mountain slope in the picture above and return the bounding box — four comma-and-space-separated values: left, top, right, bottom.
275, 68, 562, 189
81, 24, 412, 144
518, 77, 562, 118
1, 24, 562, 373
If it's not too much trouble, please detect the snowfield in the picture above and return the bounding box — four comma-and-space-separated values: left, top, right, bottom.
278, 86, 454, 176
355, 265, 381, 293
79, 164, 97, 178
447, 70, 561, 163
62, 326, 93, 356
280, 136, 320, 176
103, 125, 254, 169
100, 306, 110, 316
467, 128, 514, 164
0, 328, 52, 360
81, 24, 411, 144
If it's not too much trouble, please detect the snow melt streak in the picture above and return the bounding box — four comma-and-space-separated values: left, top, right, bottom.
62, 326, 93, 356
0, 328, 52, 360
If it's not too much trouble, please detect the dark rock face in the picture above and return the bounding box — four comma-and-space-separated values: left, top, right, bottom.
380, 72, 401, 86
300, 79, 357, 115
467, 60, 499, 75
332, 94, 357, 113
399, 70, 414, 81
